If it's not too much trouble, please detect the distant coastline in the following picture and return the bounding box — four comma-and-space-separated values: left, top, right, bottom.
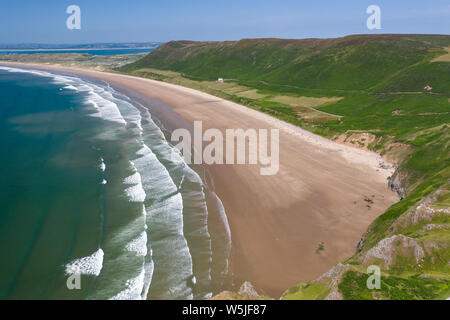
0, 42, 162, 56
0, 48, 158, 56
0, 42, 161, 49
0, 47, 157, 52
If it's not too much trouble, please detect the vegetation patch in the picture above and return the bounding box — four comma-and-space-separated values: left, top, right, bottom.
282, 282, 330, 300
235, 89, 268, 100
269, 95, 342, 108
338, 270, 450, 300
431, 46, 450, 62
315, 242, 325, 254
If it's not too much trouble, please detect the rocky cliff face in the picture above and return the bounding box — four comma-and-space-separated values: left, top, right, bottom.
387, 172, 407, 200
210, 281, 269, 300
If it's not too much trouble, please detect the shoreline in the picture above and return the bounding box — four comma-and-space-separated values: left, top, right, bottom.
0, 47, 156, 52
0, 62, 399, 298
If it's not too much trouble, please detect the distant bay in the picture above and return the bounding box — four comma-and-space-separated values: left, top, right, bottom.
0, 48, 155, 56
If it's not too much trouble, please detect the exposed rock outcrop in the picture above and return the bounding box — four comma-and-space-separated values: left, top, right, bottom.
316, 263, 351, 300
356, 236, 365, 253
238, 281, 260, 299
359, 235, 425, 269
210, 281, 267, 300
390, 185, 450, 232
420, 224, 449, 233
335, 132, 377, 151
387, 173, 406, 200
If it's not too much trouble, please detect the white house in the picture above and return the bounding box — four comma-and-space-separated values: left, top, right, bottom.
217, 78, 224, 83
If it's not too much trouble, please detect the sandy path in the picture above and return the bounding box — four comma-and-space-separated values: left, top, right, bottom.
1, 63, 399, 297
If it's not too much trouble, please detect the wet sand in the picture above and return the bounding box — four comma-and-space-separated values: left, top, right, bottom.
1, 62, 399, 298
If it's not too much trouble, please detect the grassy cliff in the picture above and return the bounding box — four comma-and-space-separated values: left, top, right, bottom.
121, 34, 450, 300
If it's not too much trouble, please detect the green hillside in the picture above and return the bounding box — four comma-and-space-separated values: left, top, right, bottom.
123, 34, 449, 90
120, 34, 450, 300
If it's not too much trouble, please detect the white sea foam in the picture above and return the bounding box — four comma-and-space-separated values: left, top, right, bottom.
129, 133, 195, 299
138, 107, 215, 299
85, 90, 126, 125
123, 171, 142, 185
99, 158, 106, 172
141, 250, 154, 299
124, 184, 146, 202
64, 85, 78, 91
100, 89, 143, 131
109, 268, 146, 300
124, 168, 146, 203
0, 66, 127, 125
0, 66, 80, 87
125, 231, 148, 257
133, 144, 178, 199
65, 248, 104, 276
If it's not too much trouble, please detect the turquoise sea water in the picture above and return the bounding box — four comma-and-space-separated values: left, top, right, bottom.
0, 66, 230, 300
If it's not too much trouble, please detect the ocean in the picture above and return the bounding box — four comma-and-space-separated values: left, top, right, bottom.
0, 48, 155, 56
0, 66, 230, 300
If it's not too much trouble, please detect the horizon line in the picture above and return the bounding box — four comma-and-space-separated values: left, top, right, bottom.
1, 33, 449, 47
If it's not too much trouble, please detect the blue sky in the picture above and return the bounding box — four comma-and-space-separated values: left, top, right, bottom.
0, 0, 449, 44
